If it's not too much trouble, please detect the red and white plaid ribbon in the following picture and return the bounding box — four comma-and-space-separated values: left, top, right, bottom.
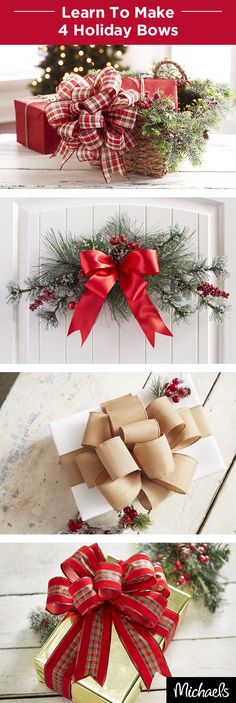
45, 68, 140, 182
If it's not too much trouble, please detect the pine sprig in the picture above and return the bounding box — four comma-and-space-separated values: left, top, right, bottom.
29, 607, 62, 644
6, 216, 230, 331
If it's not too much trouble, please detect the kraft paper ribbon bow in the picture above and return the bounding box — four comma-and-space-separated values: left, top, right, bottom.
46, 67, 140, 182
45, 544, 179, 697
67, 248, 172, 347
61, 394, 212, 512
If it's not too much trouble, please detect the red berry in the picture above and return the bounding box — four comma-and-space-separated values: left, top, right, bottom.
172, 377, 180, 385
176, 560, 183, 570
204, 555, 209, 563
178, 575, 186, 585
135, 243, 141, 250
201, 543, 208, 550
129, 510, 138, 520
178, 387, 185, 396
123, 506, 131, 514
68, 520, 77, 532
123, 515, 132, 525
198, 554, 206, 563
184, 573, 191, 581
190, 543, 196, 550
119, 235, 126, 243
198, 546, 206, 554
165, 389, 172, 398
68, 301, 76, 310
172, 395, 180, 403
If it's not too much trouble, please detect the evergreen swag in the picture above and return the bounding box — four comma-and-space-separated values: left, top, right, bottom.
141, 543, 230, 613
7, 215, 230, 334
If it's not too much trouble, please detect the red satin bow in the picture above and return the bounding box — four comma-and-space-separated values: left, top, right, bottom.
44, 544, 179, 699
46, 67, 140, 183
68, 248, 172, 347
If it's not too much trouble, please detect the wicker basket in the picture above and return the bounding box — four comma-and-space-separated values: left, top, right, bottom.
124, 60, 189, 178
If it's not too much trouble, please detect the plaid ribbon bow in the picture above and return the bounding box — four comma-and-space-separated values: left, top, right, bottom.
44, 544, 179, 699
46, 68, 140, 182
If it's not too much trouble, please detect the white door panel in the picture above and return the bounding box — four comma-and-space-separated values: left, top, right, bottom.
0, 196, 233, 364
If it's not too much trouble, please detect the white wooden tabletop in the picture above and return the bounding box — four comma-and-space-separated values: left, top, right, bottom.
0, 541, 236, 701
1, 134, 236, 189
0, 371, 235, 535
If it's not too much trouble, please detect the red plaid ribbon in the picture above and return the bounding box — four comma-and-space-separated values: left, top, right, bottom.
46, 68, 140, 182
44, 544, 179, 698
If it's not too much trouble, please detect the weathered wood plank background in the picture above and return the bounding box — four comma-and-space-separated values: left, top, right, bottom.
1, 134, 236, 189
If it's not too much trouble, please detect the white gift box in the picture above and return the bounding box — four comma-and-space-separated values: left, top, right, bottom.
50, 374, 225, 521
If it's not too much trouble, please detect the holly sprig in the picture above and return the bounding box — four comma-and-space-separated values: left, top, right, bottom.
141, 543, 230, 612
150, 376, 191, 404
65, 506, 152, 535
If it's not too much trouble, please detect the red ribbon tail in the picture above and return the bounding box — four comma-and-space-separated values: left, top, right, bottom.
74, 607, 112, 686
128, 293, 173, 348
112, 610, 171, 690
67, 290, 103, 344
44, 614, 82, 699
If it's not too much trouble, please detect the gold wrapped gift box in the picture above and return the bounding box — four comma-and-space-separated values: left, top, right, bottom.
34, 584, 190, 703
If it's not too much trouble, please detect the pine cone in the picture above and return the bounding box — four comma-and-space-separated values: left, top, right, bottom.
175, 543, 191, 560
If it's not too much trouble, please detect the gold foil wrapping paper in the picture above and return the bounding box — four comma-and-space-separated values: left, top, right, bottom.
34, 585, 190, 703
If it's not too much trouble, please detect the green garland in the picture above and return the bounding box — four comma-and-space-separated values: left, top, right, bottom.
7, 214, 230, 331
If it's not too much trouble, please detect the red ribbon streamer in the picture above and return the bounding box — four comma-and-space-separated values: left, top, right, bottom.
68, 248, 172, 347
44, 544, 179, 698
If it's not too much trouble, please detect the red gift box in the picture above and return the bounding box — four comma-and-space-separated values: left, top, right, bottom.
14, 97, 60, 154
122, 76, 178, 110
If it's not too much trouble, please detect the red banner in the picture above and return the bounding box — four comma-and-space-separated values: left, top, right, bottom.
0, 0, 235, 45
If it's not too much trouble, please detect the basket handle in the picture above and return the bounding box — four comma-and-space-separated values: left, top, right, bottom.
153, 59, 189, 84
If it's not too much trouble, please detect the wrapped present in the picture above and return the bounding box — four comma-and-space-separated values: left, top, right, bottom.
50, 374, 225, 521
122, 76, 178, 108
34, 544, 191, 703
14, 97, 60, 154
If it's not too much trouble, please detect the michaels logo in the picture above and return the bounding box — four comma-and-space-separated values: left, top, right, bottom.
167, 679, 234, 702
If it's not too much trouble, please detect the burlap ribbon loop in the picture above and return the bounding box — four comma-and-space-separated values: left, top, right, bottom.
61, 393, 211, 512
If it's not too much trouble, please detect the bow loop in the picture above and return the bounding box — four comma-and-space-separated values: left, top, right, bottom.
94, 562, 122, 600
61, 543, 105, 582
80, 250, 118, 299
46, 576, 73, 615
69, 576, 101, 615
122, 554, 157, 591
